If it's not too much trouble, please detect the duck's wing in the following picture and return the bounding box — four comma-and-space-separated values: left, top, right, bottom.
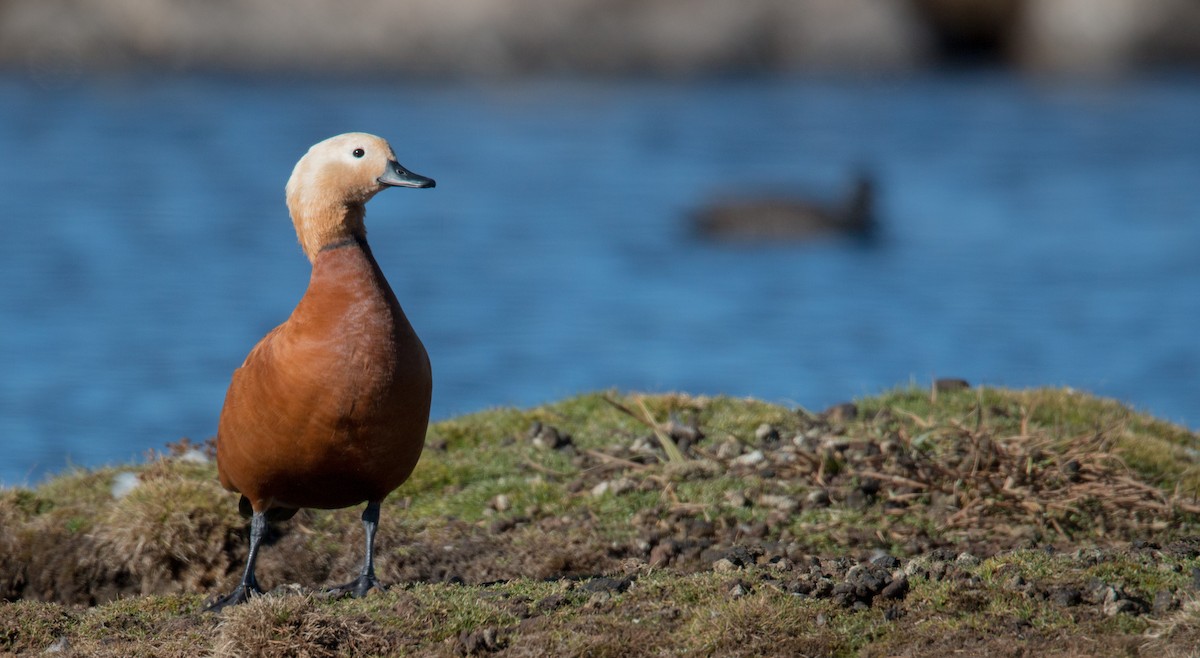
215, 323, 292, 494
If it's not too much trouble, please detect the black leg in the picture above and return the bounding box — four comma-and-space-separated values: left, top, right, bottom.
326, 501, 386, 598
205, 511, 268, 613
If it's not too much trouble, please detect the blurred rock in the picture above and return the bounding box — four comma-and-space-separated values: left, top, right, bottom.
0, 0, 928, 76
528, 422, 573, 450
110, 472, 140, 499
2, 0, 1196, 81
1016, 0, 1200, 76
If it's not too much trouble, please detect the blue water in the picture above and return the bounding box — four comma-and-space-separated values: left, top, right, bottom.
2, 73, 1199, 486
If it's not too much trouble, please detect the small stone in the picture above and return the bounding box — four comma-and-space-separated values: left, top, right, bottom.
591, 478, 635, 497
684, 518, 715, 539
738, 521, 768, 539
1153, 590, 1178, 614
755, 423, 781, 445
772, 449, 798, 464
650, 541, 678, 568
714, 545, 759, 567
528, 422, 573, 450
1104, 598, 1142, 617
1050, 587, 1082, 607
926, 562, 950, 581
792, 433, 820, 452
489, 518, 515, 534
110, 472, 140, 499
713, 558, 739, 573
845, 489, 869, 510
583, 576, 633, 594
903, 557, 929, 579
858, 478, 881, 497
766, 557, 794, 572
810, 578, 834, 599
458, 627, 504, 654
1098, 585, 1119, 604
724, 490, 749, 508
733, 450, 765, 466
489, 494, 511, 512
871, 553, 900, 570
845, 563, 890, 600
666, 417, 704, 452
177, 448, 209, 464
956, 552, 981, 568
631, 436, 655, 453
821, 438, 850, 453
1098, 586, 1148, 617
879, 575, 908, 600
611, 478, 635, 494
806, 489, 831, 508
716, 439, 744, 459
822, 403, 858, 423
728, 579, 751, 598
830, 583, 859, 597
758, 494, 799, 513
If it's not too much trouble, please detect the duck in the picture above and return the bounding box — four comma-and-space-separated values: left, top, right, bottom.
205, 133, 436, 612
692, 172, 876, 242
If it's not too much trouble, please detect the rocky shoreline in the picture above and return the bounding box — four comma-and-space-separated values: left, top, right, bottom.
2, 0, 1199, 79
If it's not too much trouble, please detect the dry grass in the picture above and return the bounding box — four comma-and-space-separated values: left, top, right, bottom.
92, 477, 242, 595
212, 595, 389, 658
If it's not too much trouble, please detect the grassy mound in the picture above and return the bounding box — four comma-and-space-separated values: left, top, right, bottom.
2, 385, 1199, 656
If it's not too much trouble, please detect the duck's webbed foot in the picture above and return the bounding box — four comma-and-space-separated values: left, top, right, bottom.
324, 573, 386, 599
204, 577, 264, 613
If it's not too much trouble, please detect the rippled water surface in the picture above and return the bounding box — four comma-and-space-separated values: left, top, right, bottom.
2, 73, 1199, 485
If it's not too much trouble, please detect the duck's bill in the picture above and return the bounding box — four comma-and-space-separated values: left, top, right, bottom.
378, 161, 436, 188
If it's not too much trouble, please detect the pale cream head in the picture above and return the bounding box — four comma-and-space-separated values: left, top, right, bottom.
284, 132, 435, 262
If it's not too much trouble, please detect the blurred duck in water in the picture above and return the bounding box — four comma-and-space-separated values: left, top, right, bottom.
692, 172, 877, 242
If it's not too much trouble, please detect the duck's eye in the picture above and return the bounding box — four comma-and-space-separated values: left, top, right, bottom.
352, 148, 365, 158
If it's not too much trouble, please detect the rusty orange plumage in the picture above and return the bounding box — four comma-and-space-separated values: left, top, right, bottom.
207, 133, 435, 612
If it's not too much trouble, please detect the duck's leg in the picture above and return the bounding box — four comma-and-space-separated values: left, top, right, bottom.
326, 500, 386, 598
205, 511, 268, 612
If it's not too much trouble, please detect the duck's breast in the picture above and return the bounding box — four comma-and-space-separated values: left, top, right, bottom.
216, 244, 431, 511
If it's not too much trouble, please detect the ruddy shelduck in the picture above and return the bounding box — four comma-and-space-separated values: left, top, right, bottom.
206, 133, 435, 612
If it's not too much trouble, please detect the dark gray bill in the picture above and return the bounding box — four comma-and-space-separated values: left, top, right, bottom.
378, 160, 436, 188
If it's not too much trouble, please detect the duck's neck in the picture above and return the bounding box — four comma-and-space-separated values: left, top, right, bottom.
291, 201, 367, 264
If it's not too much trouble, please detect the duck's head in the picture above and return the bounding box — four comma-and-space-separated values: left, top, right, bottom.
285, 132, 435, 261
